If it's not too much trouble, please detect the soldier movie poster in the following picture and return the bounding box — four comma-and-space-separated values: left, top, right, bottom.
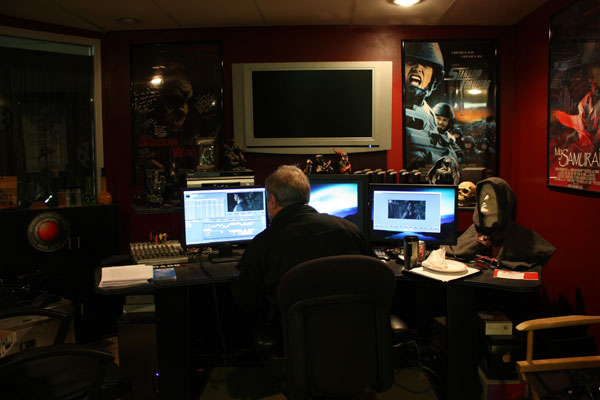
548, 0, 600, 194
402, 40, 498, 184
130, 42, 223, 184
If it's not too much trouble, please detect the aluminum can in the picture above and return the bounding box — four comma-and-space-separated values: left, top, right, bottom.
418, 240, 426, 263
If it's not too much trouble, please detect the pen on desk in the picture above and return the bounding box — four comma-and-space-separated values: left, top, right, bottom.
474, 254, 500, 269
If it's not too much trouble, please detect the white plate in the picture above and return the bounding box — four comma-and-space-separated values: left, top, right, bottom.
422, 259, 468, 273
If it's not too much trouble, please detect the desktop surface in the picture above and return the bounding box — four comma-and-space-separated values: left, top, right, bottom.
95, 250, 540, 400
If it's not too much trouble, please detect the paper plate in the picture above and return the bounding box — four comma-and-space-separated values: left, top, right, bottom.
422, 259, 468, 273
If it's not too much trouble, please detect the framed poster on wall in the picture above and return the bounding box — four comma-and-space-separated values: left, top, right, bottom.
130, 41, 223, 206
402, 40, 499, 184
548, 0, 600, 195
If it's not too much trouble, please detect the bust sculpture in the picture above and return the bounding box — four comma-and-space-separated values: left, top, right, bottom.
448, 177, 555, 270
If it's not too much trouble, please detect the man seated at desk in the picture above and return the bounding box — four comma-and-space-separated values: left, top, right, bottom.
231, 165, 376, 348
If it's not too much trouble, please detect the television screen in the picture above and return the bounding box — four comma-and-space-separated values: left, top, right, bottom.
232, 61, 392, 154
307, 174, 369, 234
369, 184, 458, 246
252, 70, 372, 139
182, 187, 268, 250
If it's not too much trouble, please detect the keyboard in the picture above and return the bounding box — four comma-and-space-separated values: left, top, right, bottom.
130, 240, 189, 266
374, 248, 390, 260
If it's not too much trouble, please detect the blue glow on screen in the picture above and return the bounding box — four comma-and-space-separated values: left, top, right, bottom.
309, 183, 358, 219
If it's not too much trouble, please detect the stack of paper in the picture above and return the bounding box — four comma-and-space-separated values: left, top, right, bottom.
99, 264, 153, 288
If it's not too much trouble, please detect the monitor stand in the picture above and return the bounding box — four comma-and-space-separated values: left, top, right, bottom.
208, 245, 242, 264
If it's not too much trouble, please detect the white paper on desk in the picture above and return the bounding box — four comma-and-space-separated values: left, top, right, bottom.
408, 266, 480, 282
99, 264, 153, 288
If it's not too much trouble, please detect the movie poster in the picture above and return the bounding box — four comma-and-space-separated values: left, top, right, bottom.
130, 42, 223, 188
548, 0, 600, 194
402, 40, 498, 184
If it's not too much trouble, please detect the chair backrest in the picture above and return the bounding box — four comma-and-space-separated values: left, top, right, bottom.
0, 306, 130, 400
516, 315, 600, 400
277, 254, 395, 400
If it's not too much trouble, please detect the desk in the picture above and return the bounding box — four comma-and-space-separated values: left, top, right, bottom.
394, 263, 541, 400
96, 261, 541, 400
95, 261, 239, 399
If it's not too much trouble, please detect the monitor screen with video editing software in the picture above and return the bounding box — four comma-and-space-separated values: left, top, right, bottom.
307, 174, 369, 234
369, 183, 458, 246
182, 186, 268, 253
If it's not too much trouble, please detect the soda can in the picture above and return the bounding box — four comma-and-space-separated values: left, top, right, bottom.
418, 240, 426, 263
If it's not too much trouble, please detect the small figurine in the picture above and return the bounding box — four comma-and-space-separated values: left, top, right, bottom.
457, 181, 476, 207
223, 140, 247, 170
315, 154, 334, 174
334, 148, 351, 174
303, 159, 314, 175
427, 156, 460, 185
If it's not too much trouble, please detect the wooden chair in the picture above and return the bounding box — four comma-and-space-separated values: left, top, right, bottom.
516, 315, 600, 400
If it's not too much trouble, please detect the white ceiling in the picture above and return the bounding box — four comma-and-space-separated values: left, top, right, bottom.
0, 0, 549, 33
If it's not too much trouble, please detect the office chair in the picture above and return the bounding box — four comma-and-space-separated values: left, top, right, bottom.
516, 315, 600, 400
0, 306, 130, 400
276, 254, 396, 400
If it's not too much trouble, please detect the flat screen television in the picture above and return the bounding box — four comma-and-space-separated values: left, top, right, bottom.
369, 183, 458, 247
307, 174, 370, 234
232, 61, 392, 154
182, 186, 268, 258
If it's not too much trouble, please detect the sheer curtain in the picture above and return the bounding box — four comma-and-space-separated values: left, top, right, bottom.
0, 38, 97, 207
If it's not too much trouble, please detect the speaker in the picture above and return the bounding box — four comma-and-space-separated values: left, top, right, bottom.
462, 167, 487, 184
0, 205, 121, 341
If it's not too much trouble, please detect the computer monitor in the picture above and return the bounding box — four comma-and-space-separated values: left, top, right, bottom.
307, 174, 369, 234
182, 186, 268, 257
369, 183, 458, 247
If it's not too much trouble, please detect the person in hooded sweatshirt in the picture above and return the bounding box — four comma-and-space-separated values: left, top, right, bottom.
447, 177, 555, 270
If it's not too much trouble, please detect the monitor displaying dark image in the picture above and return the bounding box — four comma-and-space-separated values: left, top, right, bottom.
307, 174, 369, 234
232, 61, 392, 154
370, 184, 458, 246
182, 187, 268, 250
252, 70, 372, 139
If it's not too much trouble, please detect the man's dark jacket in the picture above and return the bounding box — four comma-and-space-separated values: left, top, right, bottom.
231, 203, 376, 325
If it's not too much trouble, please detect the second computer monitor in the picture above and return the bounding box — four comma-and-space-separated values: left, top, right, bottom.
369, 183, 458, 246
307, 174, 370, 234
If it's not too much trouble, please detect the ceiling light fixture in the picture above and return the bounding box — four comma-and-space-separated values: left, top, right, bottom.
393, 0, 421, 7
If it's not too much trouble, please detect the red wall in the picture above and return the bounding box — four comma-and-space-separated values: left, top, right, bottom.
4, 1, 599, 336
510, 0, 600, 334
101, 25, 508, 245
101, 16, 600, 334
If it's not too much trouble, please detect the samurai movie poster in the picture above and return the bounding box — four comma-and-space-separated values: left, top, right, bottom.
402, 40, 498, 184
548, 0, 600, 193
130, 42, 223, 181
